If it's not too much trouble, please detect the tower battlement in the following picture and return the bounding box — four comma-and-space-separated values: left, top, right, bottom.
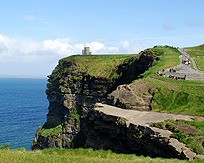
82, 47, 91, 55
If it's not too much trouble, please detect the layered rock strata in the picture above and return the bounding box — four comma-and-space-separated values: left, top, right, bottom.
32, 50, 155, 150
86, 103, 199, 160
107, 84, 153, 110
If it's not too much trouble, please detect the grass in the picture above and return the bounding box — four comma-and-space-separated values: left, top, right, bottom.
40, 124, 62, 137
53, 46, 180, 80
181, 119, 204, 132
185, 44, 204, 51
187, 51, 204, 58
60, 54, 137, 79
148, 75, 204, 116
140, 46, 181, 78
0, 145, 200, 163
130, 74, 204, 117
195, 58, 204, 71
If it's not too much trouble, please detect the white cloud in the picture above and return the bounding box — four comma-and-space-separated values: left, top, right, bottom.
120, 41, 130, 48
119, 41, 143, 54
0, 34, 143, 76
163, 19, 176, 30
85, 41, 105, 52
43, 39, 73, 55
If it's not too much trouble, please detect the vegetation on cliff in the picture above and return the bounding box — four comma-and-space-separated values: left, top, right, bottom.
151, 119, 204, 155
145, 75, 204, 116
51, 54, 138, 82
129, 74, 204, 117
61, 54, 137, 79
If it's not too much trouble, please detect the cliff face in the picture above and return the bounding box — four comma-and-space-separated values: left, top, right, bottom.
86, 108, 180, 159
31, 51, 155, 150
107, 84, 153, 111
86, 103, 198, 160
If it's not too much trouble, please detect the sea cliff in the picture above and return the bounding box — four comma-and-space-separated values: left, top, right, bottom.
32, 51, 155, 150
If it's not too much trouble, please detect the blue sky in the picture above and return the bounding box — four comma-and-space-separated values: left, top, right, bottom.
0, 0, 204, 76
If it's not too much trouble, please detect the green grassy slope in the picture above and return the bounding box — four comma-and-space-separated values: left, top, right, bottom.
195, 58, 204, 71
187, 51, 204, 58
185, 44, 204, 51
59, 54, 137, 79
149, 75, 204, 116
0, 146, 198, 163
140, 46, 181, 77
130, 75, 204, 116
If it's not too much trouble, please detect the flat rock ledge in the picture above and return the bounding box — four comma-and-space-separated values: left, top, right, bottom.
90, 103, 204, 160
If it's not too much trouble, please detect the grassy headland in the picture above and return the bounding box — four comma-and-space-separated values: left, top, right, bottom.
56, 54, 137, 79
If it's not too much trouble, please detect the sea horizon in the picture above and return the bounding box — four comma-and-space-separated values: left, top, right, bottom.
0, 74, 48, 79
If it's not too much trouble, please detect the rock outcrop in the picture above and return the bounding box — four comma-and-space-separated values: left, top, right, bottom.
32, 50, 155, 150
107, 84, 153, 110
86, 103, 199, 160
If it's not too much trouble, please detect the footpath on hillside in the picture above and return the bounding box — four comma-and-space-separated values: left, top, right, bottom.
162, 48, 204, 82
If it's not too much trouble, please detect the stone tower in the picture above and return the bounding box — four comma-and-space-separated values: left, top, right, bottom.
82, 47, 91, 55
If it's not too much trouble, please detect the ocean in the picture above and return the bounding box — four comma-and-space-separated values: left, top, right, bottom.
0, 78, 48, 150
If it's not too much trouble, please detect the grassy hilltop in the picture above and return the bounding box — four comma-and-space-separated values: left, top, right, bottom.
61, 54, 137, 79
2, 45, 204, 162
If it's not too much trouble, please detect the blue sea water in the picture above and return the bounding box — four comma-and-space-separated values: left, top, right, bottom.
0, 78, 48, 150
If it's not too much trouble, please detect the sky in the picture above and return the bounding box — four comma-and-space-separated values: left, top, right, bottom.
0, 0, 204, 77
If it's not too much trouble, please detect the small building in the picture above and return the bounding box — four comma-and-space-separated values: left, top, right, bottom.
82, 47, 91, 55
